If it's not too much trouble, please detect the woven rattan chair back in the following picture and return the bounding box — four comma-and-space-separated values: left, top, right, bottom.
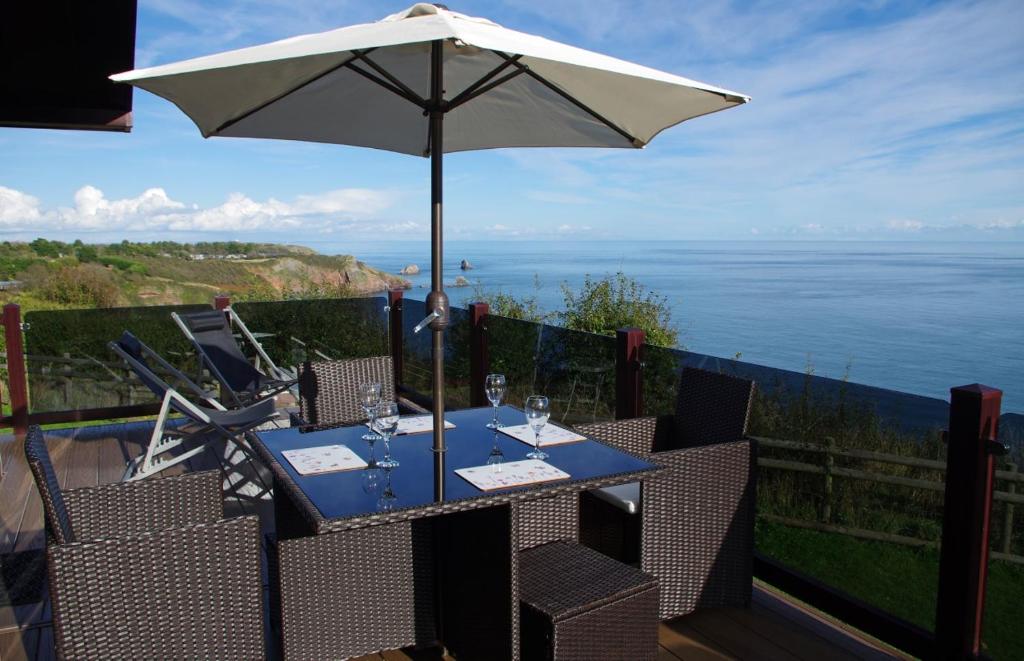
24, 425, 75, 544
299, 356, 396, 427
673, 367, 755, 448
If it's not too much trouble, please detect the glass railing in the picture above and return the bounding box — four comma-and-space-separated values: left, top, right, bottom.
21, 296, 389, 412
232, 296, 388, 367
985, 449, 1024, 660
23, 303, 210, 411
400, 298, 472, 410
487, 315, 616, 425
647, 342, 1023, 658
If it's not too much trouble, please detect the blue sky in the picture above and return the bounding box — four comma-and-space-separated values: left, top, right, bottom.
1, 0, 1022, 245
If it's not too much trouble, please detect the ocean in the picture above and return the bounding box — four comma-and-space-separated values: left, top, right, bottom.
320, 240, 1024, 414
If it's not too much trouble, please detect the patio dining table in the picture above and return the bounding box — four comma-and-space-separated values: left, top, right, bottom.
250, 405, 659, 660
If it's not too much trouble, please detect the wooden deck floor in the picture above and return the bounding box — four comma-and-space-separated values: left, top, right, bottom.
0, 422, 906, 661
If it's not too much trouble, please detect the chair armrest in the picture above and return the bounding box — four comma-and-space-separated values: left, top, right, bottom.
575, 416, 661, 457
63, 469, 223, 541
47, 515, 264, 660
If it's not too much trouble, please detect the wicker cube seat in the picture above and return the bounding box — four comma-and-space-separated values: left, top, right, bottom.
519, 540, 659, 661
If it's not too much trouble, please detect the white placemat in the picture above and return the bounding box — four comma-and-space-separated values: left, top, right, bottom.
366, 414, 456, 435
282, 444, 368, 476
455, 459, 571, 491
498, 423, 587, 447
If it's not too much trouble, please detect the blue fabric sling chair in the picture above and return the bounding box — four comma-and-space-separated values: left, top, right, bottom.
110, 331, 279, 481
172, 307, 298, 407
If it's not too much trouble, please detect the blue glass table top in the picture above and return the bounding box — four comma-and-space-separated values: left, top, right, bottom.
253, 405, 657, 522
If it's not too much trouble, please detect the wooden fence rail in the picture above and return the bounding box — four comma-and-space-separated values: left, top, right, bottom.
755, 436, 1023, 564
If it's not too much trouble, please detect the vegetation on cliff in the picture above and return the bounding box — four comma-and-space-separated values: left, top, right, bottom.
1, 239, 408, 310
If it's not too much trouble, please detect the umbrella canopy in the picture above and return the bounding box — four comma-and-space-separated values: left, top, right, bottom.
112, 3, 747, 154
112, 3, 749, 464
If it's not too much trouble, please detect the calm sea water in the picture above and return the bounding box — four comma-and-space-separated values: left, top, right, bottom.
320, 240, 1024, 413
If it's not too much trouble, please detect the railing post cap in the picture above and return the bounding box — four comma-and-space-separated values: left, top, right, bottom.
950, 384, 1002, 400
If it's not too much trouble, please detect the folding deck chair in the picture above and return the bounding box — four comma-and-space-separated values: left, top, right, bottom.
110, 331, 280, 481
172, 307, 297, 407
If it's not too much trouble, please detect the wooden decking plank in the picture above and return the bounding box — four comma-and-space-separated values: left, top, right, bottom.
0, 437, 33, 555
683, 608, 801, 661
723, 605, 861, 661
0, 601, 46, 636
658, 644, 685, 660
0, 627, 39, 661
14, 436, 72, 553
96, 433, 128, 487
61, 432, 98, 491
659, 620, 734, 661
752, 585, 904, 660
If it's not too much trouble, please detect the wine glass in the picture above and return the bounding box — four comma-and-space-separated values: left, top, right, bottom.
361, 464, 381, 494
486, 431, 505, 470
377, 467, 397, 511
485, 373, 507, 429
359, 382, 382, 442
362, 445, 380, 494
374, 400, 401, 469
524, 395, 550, 460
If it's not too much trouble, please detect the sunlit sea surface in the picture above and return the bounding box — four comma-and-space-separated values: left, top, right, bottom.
317, 240, 1024, 413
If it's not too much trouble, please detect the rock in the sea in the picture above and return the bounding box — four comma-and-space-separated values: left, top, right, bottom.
453, 275, 469, 287
400, 264, 420, 275
460, 259, 474, 270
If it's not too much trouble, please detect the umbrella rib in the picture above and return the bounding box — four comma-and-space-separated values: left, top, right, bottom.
345, 62, 428, 109
350, 51, 427, 108
491, 51, 642, 147
212, 49, 376, 135
446, 54, 523, 109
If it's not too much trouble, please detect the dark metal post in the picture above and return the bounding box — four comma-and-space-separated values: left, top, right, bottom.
214, 294, 230, 310
935, 384, 1002, 659
469, 302, 490, 407
388, 289, 405, 387
427, 39, 448, 498
3, 304, 29, 436
615, 328, 644, 420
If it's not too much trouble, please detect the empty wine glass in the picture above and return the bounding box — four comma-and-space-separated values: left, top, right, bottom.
359, 382, 382, 442
374, 400, 401, 469
524, 395, 551, 460
485, 373, 507, 429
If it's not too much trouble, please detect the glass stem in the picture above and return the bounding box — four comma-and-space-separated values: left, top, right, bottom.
492, 405, 498, 426
535, 431, 541, 453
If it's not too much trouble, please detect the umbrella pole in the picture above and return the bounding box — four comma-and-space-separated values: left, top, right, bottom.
427, 40, 449, 473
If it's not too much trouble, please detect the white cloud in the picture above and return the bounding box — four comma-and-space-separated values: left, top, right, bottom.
0, 185, 398, 235
0, 186, 42, 226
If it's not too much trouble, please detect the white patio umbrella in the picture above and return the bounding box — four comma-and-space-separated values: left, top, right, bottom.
112, 3, 749, 459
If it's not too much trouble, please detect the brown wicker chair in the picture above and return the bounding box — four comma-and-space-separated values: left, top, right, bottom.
296, 356, 427, 428
576, 366, 757, 621
23, 425, 266, 660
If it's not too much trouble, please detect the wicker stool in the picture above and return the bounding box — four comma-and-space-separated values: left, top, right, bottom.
519, 540, 659, 661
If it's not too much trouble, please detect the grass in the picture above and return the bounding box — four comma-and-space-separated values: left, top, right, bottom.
757, 519, 1024, 660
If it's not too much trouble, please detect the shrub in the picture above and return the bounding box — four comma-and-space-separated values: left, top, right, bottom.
560, 272, 678, 347
29, 263, 121, 308
471, 277, 548, 323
